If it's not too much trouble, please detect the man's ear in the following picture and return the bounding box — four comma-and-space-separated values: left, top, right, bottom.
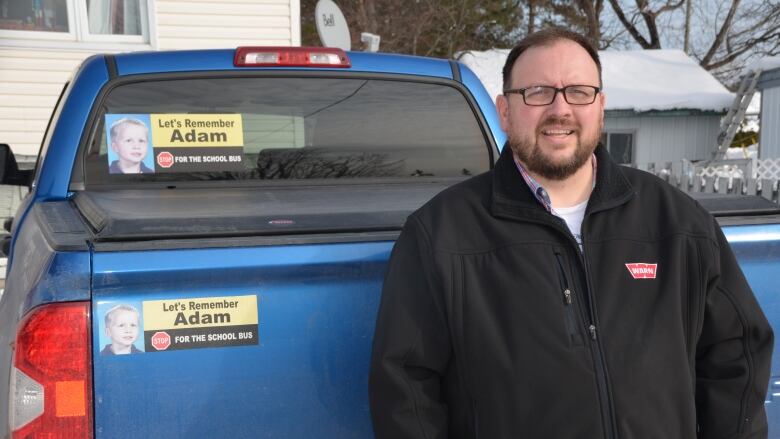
496, 94, 510, 133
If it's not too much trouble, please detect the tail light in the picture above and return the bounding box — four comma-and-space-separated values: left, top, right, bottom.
234, 47, 351, 68
10, 302, 92, 439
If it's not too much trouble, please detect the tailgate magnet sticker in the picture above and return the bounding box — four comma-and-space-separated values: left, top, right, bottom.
98, 303, 145, 355
141, 295, 259, 352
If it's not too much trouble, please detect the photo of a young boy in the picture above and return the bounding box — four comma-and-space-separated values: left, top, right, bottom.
106, 116, 155, 174
101, 304, 144, 355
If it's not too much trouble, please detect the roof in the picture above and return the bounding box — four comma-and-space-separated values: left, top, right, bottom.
458, 48, 734, 113
754, 57, 780, 90
750, 56, 780, 73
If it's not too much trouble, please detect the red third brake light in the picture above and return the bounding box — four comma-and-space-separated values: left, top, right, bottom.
10, 302, 93, 439
234, 47, 351, 68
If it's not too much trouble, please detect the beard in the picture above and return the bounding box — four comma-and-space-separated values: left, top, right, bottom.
509, 116, 601, 181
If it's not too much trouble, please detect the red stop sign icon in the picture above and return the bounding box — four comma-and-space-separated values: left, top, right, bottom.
157, 151, 174, 168
151, 331, 171, 351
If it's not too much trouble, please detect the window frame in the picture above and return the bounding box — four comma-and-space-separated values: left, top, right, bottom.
0, 0, 155, 48
601, 130, 635, 165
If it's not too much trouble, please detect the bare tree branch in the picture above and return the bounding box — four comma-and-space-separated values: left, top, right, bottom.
635, 0, 662, 48
683, 0, 692, 53
654, 0, 685, 15
701, 0, 741, 66
607, 0, 653, 48
704, 29, 780, 70
576, 0, 600, 44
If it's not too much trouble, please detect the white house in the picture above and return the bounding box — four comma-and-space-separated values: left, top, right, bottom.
460, 49, 734, 165
0, 0, 301, 162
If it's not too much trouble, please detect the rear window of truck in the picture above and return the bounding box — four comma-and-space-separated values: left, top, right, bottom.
80, 77, 492, 186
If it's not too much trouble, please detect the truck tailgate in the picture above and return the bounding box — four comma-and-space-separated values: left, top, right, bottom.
76, 180, 457, 438
92, 238, 391, 438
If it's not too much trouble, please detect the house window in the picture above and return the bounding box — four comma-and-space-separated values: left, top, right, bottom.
86, 0, 144, 36
0, 0, 150, 44
0, 0, 69, 32
601, 132, 634, 164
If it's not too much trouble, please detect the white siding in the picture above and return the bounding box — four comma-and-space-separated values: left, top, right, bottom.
155, 0, 297, 50
760, 87, 780, 158
604, 114, 721, 164
0, 0, 299, 158
0, 48, 91, 156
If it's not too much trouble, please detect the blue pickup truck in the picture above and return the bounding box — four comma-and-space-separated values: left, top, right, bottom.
0, 47, 500, 439
0, 46, 779, 439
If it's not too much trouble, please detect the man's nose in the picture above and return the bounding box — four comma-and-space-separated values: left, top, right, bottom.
547, 90, 573, 116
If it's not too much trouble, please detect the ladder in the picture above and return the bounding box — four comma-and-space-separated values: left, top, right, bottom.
712, 69, 762, 159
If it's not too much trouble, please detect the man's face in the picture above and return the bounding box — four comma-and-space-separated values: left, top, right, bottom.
496, 39, 605, 181
111, 123, 149, 165
105, 309, 139, 350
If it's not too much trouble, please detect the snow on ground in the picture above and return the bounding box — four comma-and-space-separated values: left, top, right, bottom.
748, 92, 761, 114
725, 144, 758, 159
459, 49, 734, 113
743, 92, 761, 132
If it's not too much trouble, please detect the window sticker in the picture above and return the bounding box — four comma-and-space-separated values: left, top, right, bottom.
97, 301, 145, 356
105, 114, 156, 174
151, 114, 245, 172
105, 113, 245, 173
141, 295, 259, 352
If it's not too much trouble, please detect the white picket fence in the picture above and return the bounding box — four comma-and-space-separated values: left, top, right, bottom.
633, 158, 780, 203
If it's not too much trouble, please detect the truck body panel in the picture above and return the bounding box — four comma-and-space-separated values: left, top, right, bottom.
92, 241, 389, 438
0, 47, 501, 438
725, 223, 780, 433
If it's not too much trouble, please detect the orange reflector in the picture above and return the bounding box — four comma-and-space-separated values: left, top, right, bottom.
55, 380, 86, 417
234, 47, 351, 68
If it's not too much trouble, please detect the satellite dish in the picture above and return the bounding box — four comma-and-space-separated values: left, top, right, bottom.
315, 0, 351, 51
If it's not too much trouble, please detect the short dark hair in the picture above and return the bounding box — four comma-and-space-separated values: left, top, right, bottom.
502, 27, 602, 90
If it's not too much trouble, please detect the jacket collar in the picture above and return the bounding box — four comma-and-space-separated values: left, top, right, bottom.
491, 142, 634, 220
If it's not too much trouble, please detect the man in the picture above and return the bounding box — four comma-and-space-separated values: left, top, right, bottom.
369, 27, 773, 439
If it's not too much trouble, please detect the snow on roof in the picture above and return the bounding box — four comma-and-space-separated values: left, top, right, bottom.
749, 56, 780, 73
459, 48, 734, 113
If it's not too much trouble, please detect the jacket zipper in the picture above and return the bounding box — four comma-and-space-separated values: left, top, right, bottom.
577, 216, 619, 439
491, 209, 620, 439
550, 216, 617, 439
554, 252, 581, 345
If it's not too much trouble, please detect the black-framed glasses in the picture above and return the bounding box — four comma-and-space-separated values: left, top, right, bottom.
503, 85, 601, 106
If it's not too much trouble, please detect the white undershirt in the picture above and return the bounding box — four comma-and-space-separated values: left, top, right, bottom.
553, 199, 588, 249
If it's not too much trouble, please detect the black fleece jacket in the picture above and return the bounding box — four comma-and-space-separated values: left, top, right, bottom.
369, 144, 773, 439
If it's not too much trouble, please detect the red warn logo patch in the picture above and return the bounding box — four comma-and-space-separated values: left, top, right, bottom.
625, 263, 658, 279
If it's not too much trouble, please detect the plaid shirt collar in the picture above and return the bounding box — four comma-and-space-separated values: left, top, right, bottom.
513, 153, 597, 213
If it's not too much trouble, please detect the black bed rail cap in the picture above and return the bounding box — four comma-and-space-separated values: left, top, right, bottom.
688, 193, 780, 217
